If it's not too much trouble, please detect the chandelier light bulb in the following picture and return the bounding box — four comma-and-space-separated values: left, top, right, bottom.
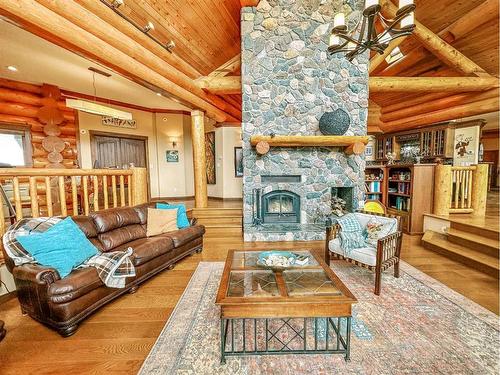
333, 13, 345, 28
329, 34, 341, 47
364, 0, 379, 9
400, 12, 414, 28
399, 0, 414, 9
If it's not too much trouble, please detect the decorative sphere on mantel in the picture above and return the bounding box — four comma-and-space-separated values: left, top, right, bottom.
319, 109, 351, 135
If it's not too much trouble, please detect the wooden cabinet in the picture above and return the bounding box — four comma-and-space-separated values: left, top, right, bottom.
375, 136, 400, 160
385, 164, 435, 234
376, 124, 455, 161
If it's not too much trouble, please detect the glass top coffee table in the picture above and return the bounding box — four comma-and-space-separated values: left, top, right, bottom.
215, 249, 357, 364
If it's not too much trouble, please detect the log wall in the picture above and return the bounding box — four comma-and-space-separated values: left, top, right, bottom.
0, 78, 79, 168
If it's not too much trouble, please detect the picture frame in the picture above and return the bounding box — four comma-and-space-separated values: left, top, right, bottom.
166, 150, 179, 163
234, 147, 243, 177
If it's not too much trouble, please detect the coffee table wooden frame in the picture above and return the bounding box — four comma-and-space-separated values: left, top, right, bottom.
215, 249, 357, 364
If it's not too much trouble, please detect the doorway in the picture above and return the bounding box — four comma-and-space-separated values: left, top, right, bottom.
90, 131, 148, 169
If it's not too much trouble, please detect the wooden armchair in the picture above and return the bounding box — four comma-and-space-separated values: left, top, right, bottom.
324, 211, 402, 295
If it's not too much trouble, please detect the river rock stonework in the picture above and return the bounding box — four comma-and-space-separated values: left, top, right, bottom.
242, 0, 368, 242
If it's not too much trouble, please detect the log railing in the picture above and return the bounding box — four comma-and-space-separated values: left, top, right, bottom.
0, 167, 148, 241
433, 164, 489, 216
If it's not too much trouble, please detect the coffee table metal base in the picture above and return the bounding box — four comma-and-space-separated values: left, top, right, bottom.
220, 316, 351, 364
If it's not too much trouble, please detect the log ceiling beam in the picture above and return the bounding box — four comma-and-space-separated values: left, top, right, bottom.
200, 76, 499, 94
198, 76, 242, 95
1, 0, 240, 122
381, 0, 490, 77
369, 77, 499, 93
208, 53, 241, 78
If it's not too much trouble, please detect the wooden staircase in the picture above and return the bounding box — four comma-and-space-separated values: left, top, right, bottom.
422, 221, 499, 278
190, 207, 243, 237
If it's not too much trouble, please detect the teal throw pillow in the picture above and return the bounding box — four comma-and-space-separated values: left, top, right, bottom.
156, 203, 190, 228
16, 217, 98, 278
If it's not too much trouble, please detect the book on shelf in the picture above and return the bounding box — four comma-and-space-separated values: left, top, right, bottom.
364, 181, 382, 193
392, 196, 410, 211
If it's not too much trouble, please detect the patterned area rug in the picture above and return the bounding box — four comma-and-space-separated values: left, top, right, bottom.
139, 261, 499, 374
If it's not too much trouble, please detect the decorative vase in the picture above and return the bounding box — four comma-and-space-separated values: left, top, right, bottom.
319, 109, 350, 135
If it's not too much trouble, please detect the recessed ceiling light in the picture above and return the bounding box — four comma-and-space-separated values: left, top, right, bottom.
156, 92, 162, 97
6, 65, 18, 72
143, 21, 155, 33
111, 0, 124, 8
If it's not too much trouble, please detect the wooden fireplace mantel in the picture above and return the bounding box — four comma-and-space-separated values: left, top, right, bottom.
250, 135, 369, 155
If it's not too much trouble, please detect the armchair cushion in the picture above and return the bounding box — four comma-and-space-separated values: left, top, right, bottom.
328, 238, 377, 267
354, 213, 398, 247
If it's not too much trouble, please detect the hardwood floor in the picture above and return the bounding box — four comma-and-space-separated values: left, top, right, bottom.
0, 201, 498, 374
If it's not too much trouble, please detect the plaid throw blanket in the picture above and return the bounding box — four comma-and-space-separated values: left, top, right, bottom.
3, 217, 135, 288
335, 213, 367, 257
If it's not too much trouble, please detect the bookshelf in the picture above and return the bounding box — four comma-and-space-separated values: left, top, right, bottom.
385, 164, 435, 234
365, 166, 387, 204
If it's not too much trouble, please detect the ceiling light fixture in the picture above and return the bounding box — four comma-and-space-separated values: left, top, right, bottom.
328, 0, 415, 61
6, 65, 18, 72
143, 21, 155, 33
66, 99, 133, 120
110, 0, 123, 8
156, 92, 162, 96
65, 70, 132, 120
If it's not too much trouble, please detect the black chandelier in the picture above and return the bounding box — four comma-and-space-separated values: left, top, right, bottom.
328, 0, 416, 61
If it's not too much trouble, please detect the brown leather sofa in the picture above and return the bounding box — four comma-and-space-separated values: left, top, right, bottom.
2, 203, 205, 337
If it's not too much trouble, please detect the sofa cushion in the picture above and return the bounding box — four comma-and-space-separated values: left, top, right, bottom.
114, 236, 175, 266
16, 217, 99, 278
91, 207, 141, 233
146, 208, 178, 237
329, 238, 377, 267
161, 225, 205, 248
156, 203, 190, 229
48, 267, 103, 304
98, 224, 146, 252
73, 216, 98, 238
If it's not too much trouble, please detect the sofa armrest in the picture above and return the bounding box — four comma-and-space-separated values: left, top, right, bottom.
13, 264, 60, 286
324, 223, 341, 265
376, 231, 402, 264
189, 217, 198, 226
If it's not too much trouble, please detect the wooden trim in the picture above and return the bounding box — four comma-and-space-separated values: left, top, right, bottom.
0, 121, 33, 167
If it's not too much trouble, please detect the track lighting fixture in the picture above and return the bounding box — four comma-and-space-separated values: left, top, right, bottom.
165, 40, 176, 52
143, 21, 155, 33
110, 0, 124, 8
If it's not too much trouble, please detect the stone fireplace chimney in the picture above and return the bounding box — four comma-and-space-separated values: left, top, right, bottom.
241, 0, 368, 242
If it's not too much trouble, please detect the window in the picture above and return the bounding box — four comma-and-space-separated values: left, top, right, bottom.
0, 124, 32, 167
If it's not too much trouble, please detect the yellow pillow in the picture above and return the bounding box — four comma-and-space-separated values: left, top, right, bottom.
146, 208, 178, 237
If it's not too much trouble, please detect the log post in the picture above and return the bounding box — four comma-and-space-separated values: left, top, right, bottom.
471, 164, 489, 217
433, 164, 452, 216
130, 168, 148, 206
191, 110, 208, 208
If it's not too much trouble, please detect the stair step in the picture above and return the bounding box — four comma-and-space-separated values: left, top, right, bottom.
191, 208, 243, 218
197, 217, 242, 226
447, 228, 499, 258
422, 231, 499, 278
450, 221, 499, 241
204, 226, 242, 237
